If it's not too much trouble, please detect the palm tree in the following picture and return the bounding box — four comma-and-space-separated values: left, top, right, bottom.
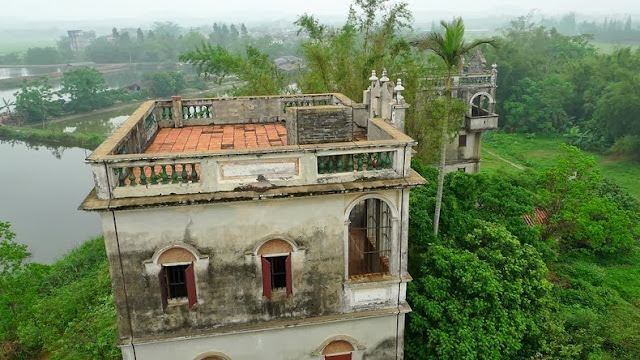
0, 98, 15, 124
412, 18, 496, 235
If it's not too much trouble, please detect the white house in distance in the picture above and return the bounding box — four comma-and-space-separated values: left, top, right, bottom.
80, 72, 425, 360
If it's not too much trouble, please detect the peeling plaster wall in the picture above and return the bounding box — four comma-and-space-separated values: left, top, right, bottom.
122, 313, 403, 360
100, 190, 405, 340
444, 131, 482, 174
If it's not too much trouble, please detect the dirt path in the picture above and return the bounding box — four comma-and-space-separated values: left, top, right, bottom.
484, 148, 526, 170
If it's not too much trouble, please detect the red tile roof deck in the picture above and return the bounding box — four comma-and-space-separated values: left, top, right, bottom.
145, 124, 288, 154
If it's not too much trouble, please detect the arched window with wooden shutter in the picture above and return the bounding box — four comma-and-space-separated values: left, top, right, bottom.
157, 246, 198, 310
257, 239, 294, 299
322, 340, 354, 360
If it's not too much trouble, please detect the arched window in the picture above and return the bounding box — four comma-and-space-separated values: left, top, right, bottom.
469, 92, 495, 117
194, 352, 231, 360
322, 340, 354, 360
157, 246, 197, 310
348, 198, 392, 277
257, 239, 294, 299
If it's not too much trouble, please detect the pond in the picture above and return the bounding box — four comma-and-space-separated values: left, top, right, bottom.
0, 140, 101, 263
44, 104, 139, 135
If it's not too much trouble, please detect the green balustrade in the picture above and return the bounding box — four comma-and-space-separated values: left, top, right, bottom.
171, 165, 179, 184
161, 166, 169, 184
139, 166, 147, 185
181, 165, 188, 183
117, 168, 126, 187
128, 167, 136, 186
316, 151, 394, 175
191, 164, 199, 183
150, 166, 158, 185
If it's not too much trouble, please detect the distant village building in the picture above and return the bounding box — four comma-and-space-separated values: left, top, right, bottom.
274, 55, 305, 72
81, 74, 423, 359
67, 30, 96, 52
426, 50, 499, 173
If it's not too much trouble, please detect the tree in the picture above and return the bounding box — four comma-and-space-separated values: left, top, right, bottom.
406, 221, 553, 359
411, 17, 496, 235
179, 43, 237, 84
503, 74, 574, 133
0, 98, 15, 123
61, 67, 112, 113
14, 78, 63, 125
0, 222, 29, 276
144, 71, 186, 97
23, 47, 62, 65
295, 0, 412, 101
540, 145, 639, 254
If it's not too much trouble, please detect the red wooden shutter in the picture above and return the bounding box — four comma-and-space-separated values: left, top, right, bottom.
325, 354, 352, 360
261, 256, 272, 299
159, 267, 168, 311
285, 254, 293, 297
186, 263, 197, 309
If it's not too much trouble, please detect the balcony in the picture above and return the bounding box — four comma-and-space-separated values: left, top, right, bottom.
465, 105, 499, 131
85, 94, 418, 201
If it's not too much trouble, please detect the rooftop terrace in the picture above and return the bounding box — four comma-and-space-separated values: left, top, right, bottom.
82, 91, 419, 206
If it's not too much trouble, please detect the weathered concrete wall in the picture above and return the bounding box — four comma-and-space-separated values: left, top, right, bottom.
291, 106, 353, 145
367, 119, 395, 141
123, 313, 403, 360
444, 130, 482, 174
101, 190, 405, 340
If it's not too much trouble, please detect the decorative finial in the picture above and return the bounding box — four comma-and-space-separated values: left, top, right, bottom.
394, 79, 404, 92
380, 68, 389, 83
492, 63, 497, 69
394, 79, 405, 103
369, 70, 378, 82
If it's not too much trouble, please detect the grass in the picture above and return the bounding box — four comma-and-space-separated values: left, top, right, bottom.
0, 125, 105, 150
482, 132, 640, 200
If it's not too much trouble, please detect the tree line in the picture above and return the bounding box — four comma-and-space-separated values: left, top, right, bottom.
0, 21, 293, 66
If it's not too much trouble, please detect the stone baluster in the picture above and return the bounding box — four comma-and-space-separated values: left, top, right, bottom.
139, 166, 147, 185
171, 96, 184, 127
191, 164, 199, 183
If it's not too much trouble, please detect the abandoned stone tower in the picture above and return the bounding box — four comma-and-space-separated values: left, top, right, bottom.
427, 50, 499, 173
80, 74, 425, 360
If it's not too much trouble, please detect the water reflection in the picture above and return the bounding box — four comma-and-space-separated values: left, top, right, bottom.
0, 140, 100, 263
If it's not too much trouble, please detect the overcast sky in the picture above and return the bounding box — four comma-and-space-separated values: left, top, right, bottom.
4, 0, 640, 23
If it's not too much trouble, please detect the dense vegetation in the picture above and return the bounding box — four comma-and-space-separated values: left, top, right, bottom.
0, 224, 117, 360
407, 147, 640, 359
1, 1, 639, 359
10, 68, 146, 124
484, 16, 640, 160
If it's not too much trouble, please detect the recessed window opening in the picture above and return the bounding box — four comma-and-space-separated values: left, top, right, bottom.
348, 198, 392, 277
268, 256, 288, 290
458, 134, 467, 147
258, 239, 294, 299
165, 264, 189, 299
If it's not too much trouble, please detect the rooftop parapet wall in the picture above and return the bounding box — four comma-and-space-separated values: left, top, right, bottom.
86, 93, 417, 201
155, 94, 344, 128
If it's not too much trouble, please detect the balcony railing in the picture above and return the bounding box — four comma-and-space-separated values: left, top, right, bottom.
425, 72, 496, 90
86, 95, 415, 200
